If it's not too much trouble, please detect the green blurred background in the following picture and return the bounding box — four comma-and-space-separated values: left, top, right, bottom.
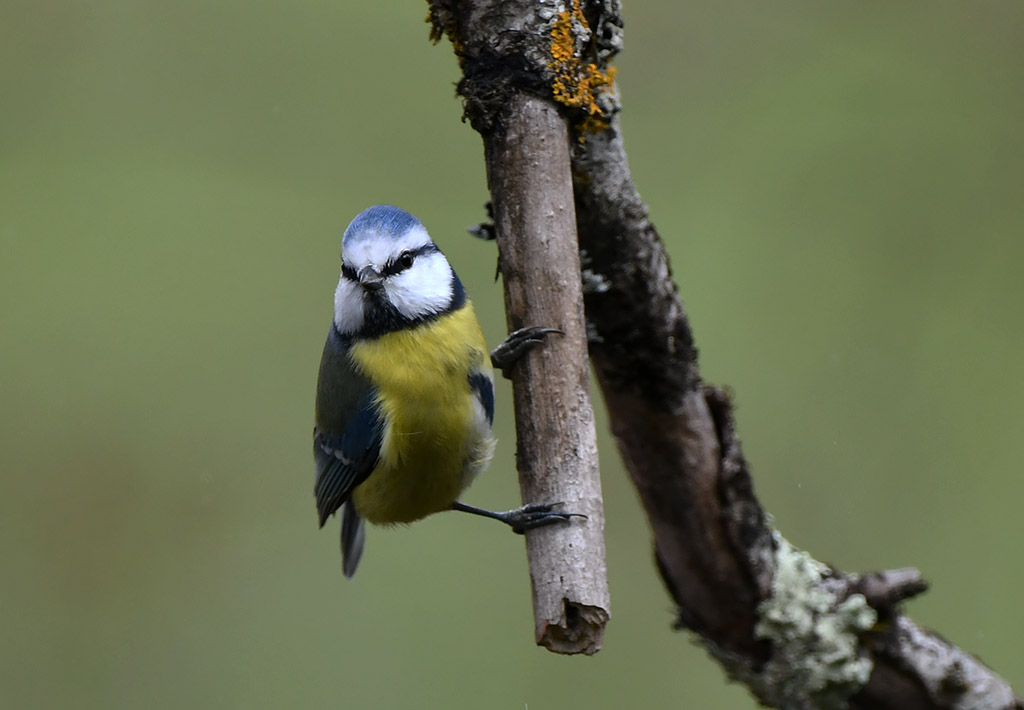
2, 1, 1022, 708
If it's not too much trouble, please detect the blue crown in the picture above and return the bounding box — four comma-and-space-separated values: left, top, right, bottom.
343, 205, 423, 245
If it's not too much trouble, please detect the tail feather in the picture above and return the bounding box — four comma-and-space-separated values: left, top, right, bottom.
340, 503, 366, 578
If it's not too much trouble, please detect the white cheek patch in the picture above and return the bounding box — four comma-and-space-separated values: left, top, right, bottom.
333, 278, 364, 335
386, 253, 453, 320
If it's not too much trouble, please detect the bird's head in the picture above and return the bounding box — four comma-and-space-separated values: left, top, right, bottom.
333, 205, 464, 338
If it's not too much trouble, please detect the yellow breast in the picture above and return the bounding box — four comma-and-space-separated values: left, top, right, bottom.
347, 303, 495, 524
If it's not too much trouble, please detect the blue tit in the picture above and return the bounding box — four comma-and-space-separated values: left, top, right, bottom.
314, 205, 576, 577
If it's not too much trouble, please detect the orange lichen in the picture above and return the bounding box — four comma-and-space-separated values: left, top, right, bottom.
549, 0, 617, 140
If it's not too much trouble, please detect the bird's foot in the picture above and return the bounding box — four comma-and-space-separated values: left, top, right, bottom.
501, 502, 585, 534
490, 326, 563, 379
467, 202, 496, 241
451, 501, 585, 534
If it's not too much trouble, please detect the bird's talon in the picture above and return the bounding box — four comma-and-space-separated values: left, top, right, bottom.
503, 502, 586, 534
451, 500, 584, 533
490, 327, 564, 379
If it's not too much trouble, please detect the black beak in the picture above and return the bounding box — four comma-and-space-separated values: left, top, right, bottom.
357, 265, 384, 291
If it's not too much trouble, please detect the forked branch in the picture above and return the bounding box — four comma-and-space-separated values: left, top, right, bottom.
428, 0, 1022, 706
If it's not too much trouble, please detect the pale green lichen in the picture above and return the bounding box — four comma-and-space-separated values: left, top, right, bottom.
581, 267, 611, 294
751, 532, 877, 710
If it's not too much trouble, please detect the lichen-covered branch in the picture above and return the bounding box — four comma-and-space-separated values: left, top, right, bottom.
427, 0, 1023, 706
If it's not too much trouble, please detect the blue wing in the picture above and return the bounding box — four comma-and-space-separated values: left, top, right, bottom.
313, 397, 381, 527
468, 370, 495, 426
313, 327, 383, 528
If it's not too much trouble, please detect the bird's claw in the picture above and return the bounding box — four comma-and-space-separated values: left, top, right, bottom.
490, 326, 563, 379
503, 502, 587, 534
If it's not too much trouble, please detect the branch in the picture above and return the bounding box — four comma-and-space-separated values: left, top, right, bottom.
576, 112, 1022, 710
567, 4, 1023, 708
430, 0, 610, 655
427, 0, 1022, 705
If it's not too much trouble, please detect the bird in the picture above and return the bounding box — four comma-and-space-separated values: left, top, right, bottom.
314, 205, 578, 577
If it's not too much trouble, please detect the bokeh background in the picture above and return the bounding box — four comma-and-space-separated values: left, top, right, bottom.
2, 1, 1022, 708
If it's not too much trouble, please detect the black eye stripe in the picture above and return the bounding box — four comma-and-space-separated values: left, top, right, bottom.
341, 243, 440, 281
380, 243, 439, 277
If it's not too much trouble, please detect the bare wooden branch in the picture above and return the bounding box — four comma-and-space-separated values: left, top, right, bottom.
843, 568, 929, 613
429, 0, 610, 654
485, 94, 609, 655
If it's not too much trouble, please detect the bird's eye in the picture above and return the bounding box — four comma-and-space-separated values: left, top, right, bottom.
380, 250, 419, 278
